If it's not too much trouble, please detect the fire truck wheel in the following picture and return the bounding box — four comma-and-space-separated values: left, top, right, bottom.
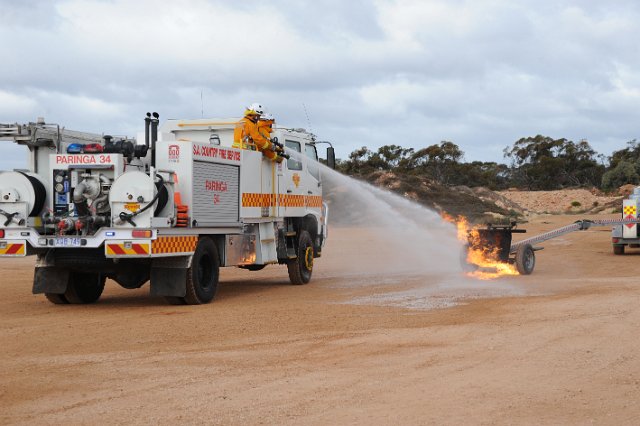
613, 245, 625, 255
184, 238, 219, 305
45, 293, 69, 304
515, 244, 535, 275
288, 230, 314, 285
64, 272, 106, 304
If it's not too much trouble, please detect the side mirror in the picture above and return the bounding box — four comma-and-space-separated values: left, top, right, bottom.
326, 147, 336, 169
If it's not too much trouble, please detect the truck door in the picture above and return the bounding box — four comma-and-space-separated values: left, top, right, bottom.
260, 154, 277, 218
278, 138, 306, 217
304, 143, 322, 216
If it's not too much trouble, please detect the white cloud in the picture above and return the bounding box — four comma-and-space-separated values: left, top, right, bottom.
0, 91, 38, 116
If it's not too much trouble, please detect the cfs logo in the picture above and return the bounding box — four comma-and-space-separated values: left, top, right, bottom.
168, 144, 180, 162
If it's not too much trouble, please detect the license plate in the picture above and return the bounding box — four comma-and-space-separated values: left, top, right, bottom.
53, 237, 82, 247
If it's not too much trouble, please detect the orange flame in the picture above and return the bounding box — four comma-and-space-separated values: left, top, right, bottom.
442, 213, 519, 280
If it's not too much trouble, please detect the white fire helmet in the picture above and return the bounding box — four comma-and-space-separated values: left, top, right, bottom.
248, 102, 265, 115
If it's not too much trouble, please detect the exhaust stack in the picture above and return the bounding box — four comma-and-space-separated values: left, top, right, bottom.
150, 112, 159, 168
144, 113, 151, 149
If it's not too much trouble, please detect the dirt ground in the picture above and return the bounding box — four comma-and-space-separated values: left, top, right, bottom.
498, 189, 620, 215
2, 214, 640, 425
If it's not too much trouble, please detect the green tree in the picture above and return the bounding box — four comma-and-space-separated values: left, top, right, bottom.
338, 144, 417, 174
411, 141, 464, 184
609, 139, 640, 169
504, 135, 603, 189
366, 145, 415, 171
454, 161, 511, 189
602, 160, 640, 190
339, 146, 374, 175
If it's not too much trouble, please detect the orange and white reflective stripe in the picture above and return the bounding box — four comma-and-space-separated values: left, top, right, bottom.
278, 194, 305, 207
241, 193, 322, 208
242, 193, 277, 208
152, 236, 198, 254
306, 195, 323, 208
106, 242, 150, 256
0, 242, 26, 256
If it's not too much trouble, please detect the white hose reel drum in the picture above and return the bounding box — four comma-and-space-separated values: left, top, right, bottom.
0, 171, 47, 219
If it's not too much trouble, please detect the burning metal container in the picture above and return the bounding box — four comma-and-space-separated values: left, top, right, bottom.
464, 222, 535, 275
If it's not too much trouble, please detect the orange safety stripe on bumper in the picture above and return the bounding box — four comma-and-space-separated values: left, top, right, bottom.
106, 243, 150, 256
0, 243, 25, 256
151, 236, 198, 254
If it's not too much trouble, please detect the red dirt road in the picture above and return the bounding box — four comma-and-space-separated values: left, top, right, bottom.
1, 215, 640, 425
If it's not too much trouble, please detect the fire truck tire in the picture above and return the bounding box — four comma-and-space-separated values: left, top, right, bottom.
515, 244, 535, 275
45, 293, 69, 304
64, 272, 106, 304
613, 245, 625, 255
287, 230, 314, 285
183, 238, 219, 305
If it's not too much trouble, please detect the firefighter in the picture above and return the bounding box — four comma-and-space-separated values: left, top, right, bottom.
257, 112, 285, 163
232, 104, 263, 150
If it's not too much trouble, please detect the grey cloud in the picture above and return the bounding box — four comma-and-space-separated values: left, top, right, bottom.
1, 0, 639, 170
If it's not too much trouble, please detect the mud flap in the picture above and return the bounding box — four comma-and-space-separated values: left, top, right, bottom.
149, 256, 190, 297
33, 267, 69, 294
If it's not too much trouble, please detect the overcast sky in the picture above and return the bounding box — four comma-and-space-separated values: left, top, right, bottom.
1, 0, 639, 170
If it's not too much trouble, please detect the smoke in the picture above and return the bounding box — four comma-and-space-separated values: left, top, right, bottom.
315, 161, 463, 277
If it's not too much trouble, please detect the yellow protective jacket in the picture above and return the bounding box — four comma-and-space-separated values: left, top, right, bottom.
257, 119, 274, 141
233, 116, 265, 150
257, 119, 279, 161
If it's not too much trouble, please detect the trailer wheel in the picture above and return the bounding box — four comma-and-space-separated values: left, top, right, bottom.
613, 245, 625, 255
64, 272, 106, 304
183, 238, 219, 305
515, 244, 535, 275
45, 293, 69, 305
288, 230, 314, 285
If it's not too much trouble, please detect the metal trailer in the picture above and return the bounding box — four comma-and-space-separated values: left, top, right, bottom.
464, 223, 534, 275
466, 218, 640, 275
0, 115, 336, 305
